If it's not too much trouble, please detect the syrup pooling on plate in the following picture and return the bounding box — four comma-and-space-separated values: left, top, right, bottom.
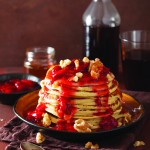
26, 57, 131, 132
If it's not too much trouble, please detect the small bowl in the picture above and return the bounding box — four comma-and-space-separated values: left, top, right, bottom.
0, 73, 41, 105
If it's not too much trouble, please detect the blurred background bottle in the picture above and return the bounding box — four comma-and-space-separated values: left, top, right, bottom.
83, 0, 121, 77
24, 46, 56, 79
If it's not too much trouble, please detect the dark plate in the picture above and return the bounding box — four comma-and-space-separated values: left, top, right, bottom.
13, 90, 145, 141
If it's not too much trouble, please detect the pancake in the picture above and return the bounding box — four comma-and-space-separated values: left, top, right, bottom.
26, 57, 131, 132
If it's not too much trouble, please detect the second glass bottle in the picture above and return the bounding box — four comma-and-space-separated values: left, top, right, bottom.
83, 0, 121, 77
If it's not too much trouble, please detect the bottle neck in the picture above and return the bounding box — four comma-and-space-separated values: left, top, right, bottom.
83, 0, 120, 27
93, 0, 111, 2
102, 0, 111, 2
93, 0, 100, 1
102, 0, 120, 27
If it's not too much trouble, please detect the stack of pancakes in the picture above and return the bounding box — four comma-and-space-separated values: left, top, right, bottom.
37, 57, 131, 132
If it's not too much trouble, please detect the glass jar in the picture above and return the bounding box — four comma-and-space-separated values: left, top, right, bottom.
24, 46, 56, 79
83, 0, 121, 77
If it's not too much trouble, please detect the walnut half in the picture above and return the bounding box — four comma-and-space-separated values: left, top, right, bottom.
74, 119, 93, 133
85, 141, 99, 149
42, 113, 51, 127
88, 58, 103, 79
36, 132, 45, 144
133, 140, 145, 147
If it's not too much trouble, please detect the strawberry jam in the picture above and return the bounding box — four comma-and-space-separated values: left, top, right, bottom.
0, 79, 39, 94
100, 116, 118, 130
53, 119, 76, 132
26, 103, 46, 124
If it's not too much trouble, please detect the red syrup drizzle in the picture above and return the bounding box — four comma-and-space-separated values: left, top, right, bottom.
53, 119, 76, 132
92, 65, 119, 130
26, 59, 118, 131
26, 103, 46, 125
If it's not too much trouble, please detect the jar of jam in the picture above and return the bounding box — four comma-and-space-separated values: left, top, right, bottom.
24, 46, 56, 79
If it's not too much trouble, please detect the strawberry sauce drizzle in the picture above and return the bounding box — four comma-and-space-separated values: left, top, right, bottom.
26, 103, 46, 124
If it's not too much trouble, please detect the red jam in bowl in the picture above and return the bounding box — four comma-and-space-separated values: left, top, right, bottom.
0, 79, 39, 94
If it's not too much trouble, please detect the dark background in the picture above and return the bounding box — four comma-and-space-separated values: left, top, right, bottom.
0, 0, 150, 67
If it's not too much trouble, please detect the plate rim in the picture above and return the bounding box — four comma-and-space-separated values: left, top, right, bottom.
13, 91, 145, 136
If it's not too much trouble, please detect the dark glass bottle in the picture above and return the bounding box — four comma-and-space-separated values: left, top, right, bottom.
83, 0, 121, 77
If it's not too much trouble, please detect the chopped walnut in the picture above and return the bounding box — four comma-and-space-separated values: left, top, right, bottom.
72, 76, 79, 82
59, 59, 71, 68
36, 132, 45, 144
83, 57, 90, 63
85, 141, 99, 149
69, 72, 83, 82
88, 58, 103, 79
90, 70, 99, 79
85, 142, 93, 149
133, 141, 145, 147
74, 59, 79, 68
91, 144, 99, 149
59, 60, 64, 68
74, 119, 93, 132
76, 72, 83, 78
42, 113, 51, 127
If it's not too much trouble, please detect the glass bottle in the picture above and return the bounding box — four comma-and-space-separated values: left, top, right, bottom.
83, 0, 121, 77
24, 46, 56, 79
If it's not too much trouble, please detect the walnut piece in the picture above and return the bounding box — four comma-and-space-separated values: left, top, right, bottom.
133, 141, 145, 147
85, 141, 99, 149
42, 113, 51, 127
74, 59, 79, 68
90, 70, 99, 79
85, 142, 93, 149
88, 58, 103, 79
73, 76, 79, 82
83, 57, 90, 63
59, 59, 71, 68
36, 132, 45, 144
76, 72, 83, 78
69, 72, 83, 82
74, 119, 93, 132
91, 144, 99, 149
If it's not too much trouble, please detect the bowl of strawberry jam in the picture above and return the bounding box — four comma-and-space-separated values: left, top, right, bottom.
0, 73, 41, 105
